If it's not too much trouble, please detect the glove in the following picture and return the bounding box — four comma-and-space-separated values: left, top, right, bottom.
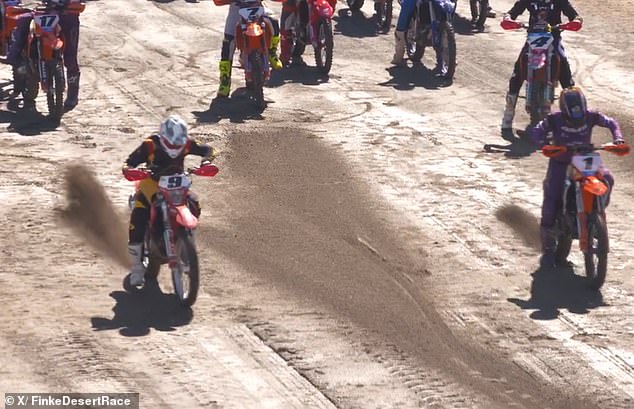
573, 16, 584, 24
503, 13, 511, 21
614, 140, 625, 145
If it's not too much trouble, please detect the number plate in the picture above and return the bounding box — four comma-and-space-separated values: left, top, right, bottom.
571, 152, 603, 175
527, 32, 554, 50
158, 174, 192, 190
34, 14, 60, 31
239, 6, 265, 22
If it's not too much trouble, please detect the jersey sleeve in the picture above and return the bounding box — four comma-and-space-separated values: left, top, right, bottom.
508, 0, 529, 20
590, 111, 624, 143
560, 0, 580, 21
125, 139, 151, 168
188, 140, 214, 158
529, 114, 554, 147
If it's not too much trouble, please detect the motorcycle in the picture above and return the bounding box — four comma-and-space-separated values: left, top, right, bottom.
404, 0, 457, 81
469, 0, 489, 31
501, 19, 582, 126
541, 142, 630, 290
286, 0, 335, 75
234, 0, 272, 110
123, 162, 220, 307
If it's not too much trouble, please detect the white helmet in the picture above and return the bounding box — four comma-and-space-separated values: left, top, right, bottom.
159, 115, 188, 158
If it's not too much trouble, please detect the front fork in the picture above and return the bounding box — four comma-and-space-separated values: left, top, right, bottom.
158, 195, 178, 270
572, 180, 607, 252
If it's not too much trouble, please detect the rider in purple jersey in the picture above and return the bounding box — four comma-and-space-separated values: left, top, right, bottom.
529, 87, 625, 268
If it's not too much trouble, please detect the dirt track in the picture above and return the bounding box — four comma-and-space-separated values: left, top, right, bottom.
1, 0, 634, 408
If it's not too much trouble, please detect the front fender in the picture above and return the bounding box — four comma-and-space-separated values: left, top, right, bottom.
175, 205, 199, 229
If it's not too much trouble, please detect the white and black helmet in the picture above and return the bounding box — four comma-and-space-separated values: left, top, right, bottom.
159, 115, 188, 158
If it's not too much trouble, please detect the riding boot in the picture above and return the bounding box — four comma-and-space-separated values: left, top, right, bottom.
391, 30, 406, 66
64, 73, 80, 110
269, 34, 283, 70
501, 92, 518, 130
217, 59, 232, 98
128, 243, 145, 286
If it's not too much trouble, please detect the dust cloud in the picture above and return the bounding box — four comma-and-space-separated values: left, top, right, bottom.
495, 204, 541, 251
57, 164, 131, 268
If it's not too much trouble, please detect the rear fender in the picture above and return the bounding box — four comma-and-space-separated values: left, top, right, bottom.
313, 0, 334, 18
175, 205, 198, 229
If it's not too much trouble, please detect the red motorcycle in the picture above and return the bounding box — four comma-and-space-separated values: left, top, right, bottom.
286, 0, 335, 75
124, 162, 219, 307
541, 142, 630, 290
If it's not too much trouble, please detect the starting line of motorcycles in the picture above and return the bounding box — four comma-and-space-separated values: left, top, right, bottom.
2, 1, 628, 306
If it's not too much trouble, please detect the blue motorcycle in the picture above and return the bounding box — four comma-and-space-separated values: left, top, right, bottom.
404, 0, 456, 80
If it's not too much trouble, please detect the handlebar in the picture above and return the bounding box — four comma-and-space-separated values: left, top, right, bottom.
501, 20, 582, 32
123, 162, 219, 181
541, 143, 630, 158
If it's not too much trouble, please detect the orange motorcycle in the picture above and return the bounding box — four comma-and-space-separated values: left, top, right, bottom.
234, 0, 272, 109
541, 142, 630, 290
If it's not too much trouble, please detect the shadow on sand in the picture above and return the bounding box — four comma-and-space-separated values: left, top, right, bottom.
483, 129, 537, 158
91, 279, 193, 337
0, 80, 61, 135
381, 63, 453, 90
508, 265, 606, 320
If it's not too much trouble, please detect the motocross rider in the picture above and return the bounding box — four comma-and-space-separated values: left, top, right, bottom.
122, 115, 216, 287
213, 0, 283, 98
529, 87, 625, 268
501, 0, 583, 135
391, 0, 455, 75
6, 0, 85, 110
279, 0, 309, 67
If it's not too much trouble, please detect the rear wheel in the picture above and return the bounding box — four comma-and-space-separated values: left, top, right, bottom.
314, 19, 333, 75
172, 229, 200, 307
584, 213, 608, 291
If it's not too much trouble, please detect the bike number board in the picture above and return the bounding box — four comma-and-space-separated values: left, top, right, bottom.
239, 6, 264, 22
571, 152, 603, 176
34, 14, 59, 32
158, 174, 192, 190
527, 32, 553, 50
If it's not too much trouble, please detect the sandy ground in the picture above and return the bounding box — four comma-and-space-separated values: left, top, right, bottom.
1, 0, 634, 408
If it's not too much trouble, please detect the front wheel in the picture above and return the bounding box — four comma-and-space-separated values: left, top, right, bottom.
584, 213, 608, 291
47, 59, 65, 122
375, 0, 393, 34
172, 229, 200, 307
248, 50, 266, 110
314, 18, 333, 75
528, 81, 547, 126
435, 21, 457, 81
